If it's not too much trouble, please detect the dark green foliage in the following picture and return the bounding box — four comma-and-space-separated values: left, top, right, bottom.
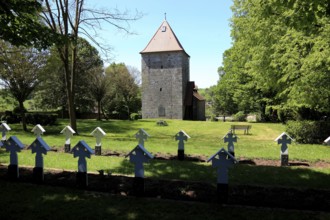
233, 111, 246, 122
156, 120, 168, 126
130, 113, 141, 120
216, 0, 330, 121
286, 120, 330, 144
0, 111, 20, 123
25, 113, 57, 126
0, 0, 62, 48
103, 63, 141, 120
0, 111, 57, 125
13, 106, 27, 115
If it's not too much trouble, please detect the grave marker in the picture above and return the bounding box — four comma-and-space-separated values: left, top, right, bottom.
71, 140, 94, 187
32, 124, 45, 137
126, 144, 153, 196
207, 148, 237, 203
30, 136, 51, 182
223, 130, 238, 157
91, 127, 106, 155
60, 126, 75, 152
1, 122, 11, 142
4, 136, 24, 179
275, 132, 294, 166
175, 130, 190, 160
135, 128, 149, 147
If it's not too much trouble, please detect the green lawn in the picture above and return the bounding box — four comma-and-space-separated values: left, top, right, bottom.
5, 119, 330, 161
1, 119, 330, 219
1, 119, 329, 189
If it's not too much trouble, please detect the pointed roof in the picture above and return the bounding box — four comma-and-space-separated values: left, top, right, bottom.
140, 20, 189, 56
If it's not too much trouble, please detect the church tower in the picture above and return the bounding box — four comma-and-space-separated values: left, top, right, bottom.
140, 20, 190, 119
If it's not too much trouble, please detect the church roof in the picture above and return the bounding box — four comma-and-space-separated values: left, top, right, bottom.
140, 20, 189, 56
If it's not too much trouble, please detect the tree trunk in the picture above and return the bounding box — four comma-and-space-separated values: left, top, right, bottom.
19, 101, 27, 131
68, 92, 77, 132
97, 100, 101, 121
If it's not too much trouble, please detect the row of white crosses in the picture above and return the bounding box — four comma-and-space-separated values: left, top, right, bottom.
2, 121, 328, 199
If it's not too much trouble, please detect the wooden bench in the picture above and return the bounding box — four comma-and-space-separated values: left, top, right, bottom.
231, 125, 252, 135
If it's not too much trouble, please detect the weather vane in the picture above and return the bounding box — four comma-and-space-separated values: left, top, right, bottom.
164, 12, 167, 20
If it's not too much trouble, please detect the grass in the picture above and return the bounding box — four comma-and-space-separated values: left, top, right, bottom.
0, 180, 328, 220
5, 119, 330, 161
1, 119, 330, 219
1, 119, 330, 189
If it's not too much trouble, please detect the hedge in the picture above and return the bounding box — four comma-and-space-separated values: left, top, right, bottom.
286, 120, 330, 144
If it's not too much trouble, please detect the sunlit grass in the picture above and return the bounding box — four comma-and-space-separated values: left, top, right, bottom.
4, 119, 330, 162
1, 119, 330, 189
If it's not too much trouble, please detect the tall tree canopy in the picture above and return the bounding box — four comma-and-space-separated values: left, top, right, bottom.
0, 0, 60, 48
40, 0, 142, 131
35, 37, 103, 114
217, 0, 330, 121
0, 41, 49, 130
104, 62, 141, 119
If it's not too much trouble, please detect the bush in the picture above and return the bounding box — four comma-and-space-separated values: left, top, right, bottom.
286, 120, 330, 144
209, 115, 218, 122
13, 106, 27, 114
25, 113, 58, 126
233, 111, 246, 122
1, 111, 20, 124
156, 120, 168, 126
130, 113, 141, 121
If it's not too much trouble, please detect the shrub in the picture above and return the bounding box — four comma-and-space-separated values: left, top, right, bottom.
25, 113, 58, 126
286, 120, 330, 144
233, 111, 246, 122
1, 111, 20, 123
130, 113, 141, 121
156, 120, 168, 126
13, 106, 27, 114
209, 115, 218, 122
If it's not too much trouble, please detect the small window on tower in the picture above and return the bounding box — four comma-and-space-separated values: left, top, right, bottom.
160, 88, 162, 91
162, 26, 166, 32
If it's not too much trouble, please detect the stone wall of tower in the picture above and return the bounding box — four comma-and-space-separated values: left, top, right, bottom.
141, 51, 190, 119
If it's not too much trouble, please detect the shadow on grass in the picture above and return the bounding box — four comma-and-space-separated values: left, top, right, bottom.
0, 148, 9, 163
1, 180, 326, 220
232, 164, 330, 189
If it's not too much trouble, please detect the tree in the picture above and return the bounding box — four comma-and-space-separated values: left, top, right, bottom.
41, 0, 142, 131
0, 41, 48, 130
104, 63, 141, 119
35, 37, 104, 116
90, 69, 108, 121
219, 0, 330, 121
0, 0, 61, 48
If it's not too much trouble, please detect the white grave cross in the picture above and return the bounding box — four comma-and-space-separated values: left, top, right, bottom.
1, 122, 11, 141
32, 124, 45, 137
207, 148, 237, 184
223, 130, 238, 154
135, 128, 150, 147
61, 126, 75, 145
127, 144, 153, 178
91, 127, 106, 146
4, 136, 24, 166
275, 132, 293, 155
175, 130, 190, 151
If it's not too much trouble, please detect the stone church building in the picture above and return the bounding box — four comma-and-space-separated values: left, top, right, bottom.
140, 20, 205, 120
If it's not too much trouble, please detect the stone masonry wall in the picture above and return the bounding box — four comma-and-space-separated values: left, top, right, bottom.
141, 51, 189, 119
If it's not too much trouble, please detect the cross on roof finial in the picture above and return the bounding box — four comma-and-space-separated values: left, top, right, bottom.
164, 12, 167, 20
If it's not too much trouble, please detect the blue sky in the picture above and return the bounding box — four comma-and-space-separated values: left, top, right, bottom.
88, 0, 233, 88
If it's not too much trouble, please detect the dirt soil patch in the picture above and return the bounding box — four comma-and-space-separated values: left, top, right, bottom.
0, 164, 329, 212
